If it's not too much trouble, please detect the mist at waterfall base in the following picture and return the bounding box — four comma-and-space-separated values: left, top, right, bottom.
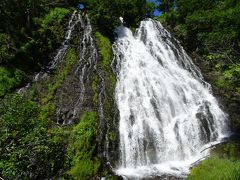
113, 19, 229, 179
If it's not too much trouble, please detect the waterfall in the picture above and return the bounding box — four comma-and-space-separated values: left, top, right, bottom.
113, 19, 229, 178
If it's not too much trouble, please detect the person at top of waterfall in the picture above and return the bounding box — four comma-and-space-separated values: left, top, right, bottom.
119, 17, 124, 24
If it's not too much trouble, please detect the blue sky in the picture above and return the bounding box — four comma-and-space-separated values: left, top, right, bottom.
147, 0, 161, 16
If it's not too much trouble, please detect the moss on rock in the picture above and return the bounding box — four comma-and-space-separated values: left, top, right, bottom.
66, 111, 100, 179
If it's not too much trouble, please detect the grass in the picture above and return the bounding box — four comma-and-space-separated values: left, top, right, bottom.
188, 156, 240, 180
189, 143, 240, 180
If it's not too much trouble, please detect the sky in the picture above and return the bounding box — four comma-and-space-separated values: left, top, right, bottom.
147, 0, 161, 16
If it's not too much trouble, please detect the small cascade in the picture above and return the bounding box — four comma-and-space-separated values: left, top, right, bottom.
47, 11, 81, 70
17, 11, 80, 93
16, 10, 110, 161
52, 12, 111, 166
54, 13, 99, 124
97, 70, 108, 159
113, 19, 229, 178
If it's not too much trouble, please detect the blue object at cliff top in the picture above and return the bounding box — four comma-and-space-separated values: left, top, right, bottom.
77, 3, 85, 10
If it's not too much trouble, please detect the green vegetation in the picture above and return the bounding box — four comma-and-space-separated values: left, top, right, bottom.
0, 2, 76, 179
188, 157, 240, 180
216, 64, 240, 94
0, 6, 72, 97
0, 94, 67, 179
16, 7, 72, 71
40, 7, 71, 28
0, 67, 25, 97
95, 31, 116, 101
0, 2, 82, 179
0, 33, 14, 63
91, 74, 99, 104
42, 47, 77, 104
212, 143, 240, 159
95, 31, 118, 164
95, 32, 112, 68
0, 0, 72, 68
88, 0, 154, 38
1, 0, 239, 179
189, 143, 240, 179
0, 0, 151, 179
67, 112, 100, 179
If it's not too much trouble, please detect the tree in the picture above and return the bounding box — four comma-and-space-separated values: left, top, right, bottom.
175, 0, 216, 21
158, 0, 175, 13
0, 34, 15, 64
88, 0, 154, 38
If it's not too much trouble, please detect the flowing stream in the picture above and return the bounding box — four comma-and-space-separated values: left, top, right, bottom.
113, 19, 229, 179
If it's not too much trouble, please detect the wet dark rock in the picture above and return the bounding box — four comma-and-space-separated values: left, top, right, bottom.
52, 13, 98, 125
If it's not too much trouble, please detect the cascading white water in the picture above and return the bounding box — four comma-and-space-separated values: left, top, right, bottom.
49, 10, 80, 70
113, 19, 229, 178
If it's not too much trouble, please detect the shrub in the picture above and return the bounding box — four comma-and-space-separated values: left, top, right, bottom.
95, 31, 112, 69
40, 7, 71, 28
0, 67, 25, 97
67, 112, 100, 179
0, 94, 66, 179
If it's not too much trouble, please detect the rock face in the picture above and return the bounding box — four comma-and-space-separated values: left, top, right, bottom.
52, 12, 119, 169
18, 12, 101, 125
54, 13, 99, 124
18, 10, 120, 176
